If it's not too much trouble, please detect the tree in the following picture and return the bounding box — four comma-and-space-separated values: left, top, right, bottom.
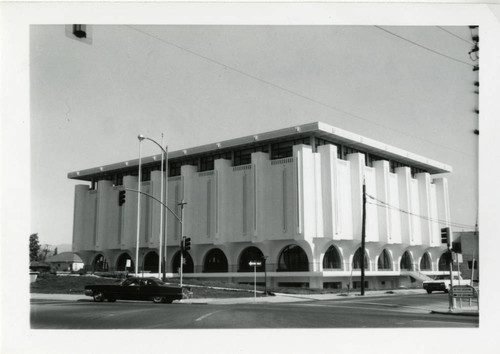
53, 247, 58, 256
30, 233, 41, 262
39, 245, 50, 262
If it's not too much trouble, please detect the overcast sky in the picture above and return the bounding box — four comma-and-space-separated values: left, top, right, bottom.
30, 24, 480, 245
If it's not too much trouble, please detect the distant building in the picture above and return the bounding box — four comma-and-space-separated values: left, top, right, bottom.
453, 231, 479, 282
45, 252, 84, 272
68, 122, 454, 289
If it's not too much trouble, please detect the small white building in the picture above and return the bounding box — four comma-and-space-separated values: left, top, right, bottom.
68, 122, 453, 289
44, 252, 85, 272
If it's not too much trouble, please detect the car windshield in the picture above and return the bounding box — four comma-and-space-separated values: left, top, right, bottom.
121, 278, 165, 286
121, 279, 141, 286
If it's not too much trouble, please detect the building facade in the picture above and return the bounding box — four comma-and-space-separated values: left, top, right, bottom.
69, 122, 454, 289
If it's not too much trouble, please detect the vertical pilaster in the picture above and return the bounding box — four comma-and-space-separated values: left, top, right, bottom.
417, 173, 433, 246
434, 177, 452, 242
251, 152, 269, 243
181, 165, 198, 245
214, 159, 231, 244
73, 184, 90, 252
396, 167, 413, 244
122, 176, 138, 250
374, 160, 391, 243
150, 171, 162, 249
293, 144, 315, 241
317, 144, 339, 239
347, 153, 365, 241
96, 180, 113, 251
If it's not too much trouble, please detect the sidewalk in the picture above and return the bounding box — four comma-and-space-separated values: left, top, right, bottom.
30, 288, 423, 303
30, 289, 478, 316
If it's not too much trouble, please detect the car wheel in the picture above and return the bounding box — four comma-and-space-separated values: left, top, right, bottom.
153, 296, 165, 303
93, 291, 105, 302
426, 289, 432, 294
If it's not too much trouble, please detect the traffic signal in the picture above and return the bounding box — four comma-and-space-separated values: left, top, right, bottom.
440, 227, 450, 247
118, 190, 126, 206
181, 237, 191, 257
184, 237, 191, 251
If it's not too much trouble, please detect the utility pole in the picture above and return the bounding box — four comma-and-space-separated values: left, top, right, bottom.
178, 200, 187, 287
360, 179, 366, 296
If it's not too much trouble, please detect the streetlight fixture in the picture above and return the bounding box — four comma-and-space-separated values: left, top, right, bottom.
137, 134, 169, 280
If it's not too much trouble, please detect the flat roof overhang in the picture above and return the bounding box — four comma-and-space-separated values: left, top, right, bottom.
68, 121, 452, 181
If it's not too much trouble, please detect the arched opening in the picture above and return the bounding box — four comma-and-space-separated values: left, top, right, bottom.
203, 248, 228, 273
92, 254, 108, 272
143, 251, 159, 273
377, 249, 392, 270
172, 251, 194, 273
400, 251, 413, 271
277, 245, 309, 272
116, 253, 134, 272
323, 245, 342, 270
353, 248, 369, 269
420, 252, 432, 270
238, 247, 264, 272
438, 251, 453, 271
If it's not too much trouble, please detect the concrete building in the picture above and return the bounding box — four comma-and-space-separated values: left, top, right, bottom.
68, 122, 454, 289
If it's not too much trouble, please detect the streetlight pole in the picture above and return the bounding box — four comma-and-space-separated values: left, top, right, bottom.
137, 134, 169, 280
135, 136, 143, 276
360, 179, 366, 296
158, 134, 164, 280
163, 144, 168, 281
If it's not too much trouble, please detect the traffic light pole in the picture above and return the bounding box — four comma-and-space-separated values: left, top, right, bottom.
124, 187, 183, 282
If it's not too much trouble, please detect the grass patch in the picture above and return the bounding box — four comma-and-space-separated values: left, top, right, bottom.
30, 273, 122, 294
31, 273, 386, 298
30, 273, 266, 299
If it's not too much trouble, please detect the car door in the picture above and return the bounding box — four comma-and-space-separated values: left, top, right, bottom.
116, 278, 141, 300
139, 279, 160, 300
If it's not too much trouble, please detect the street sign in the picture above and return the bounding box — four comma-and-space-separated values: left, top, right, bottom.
249, 261, 262, 266
452, 285, 476, 298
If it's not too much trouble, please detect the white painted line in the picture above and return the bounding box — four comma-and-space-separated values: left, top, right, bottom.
195, 310, 222, 322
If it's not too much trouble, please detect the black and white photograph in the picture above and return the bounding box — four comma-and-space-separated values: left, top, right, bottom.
2, 1, 500, 354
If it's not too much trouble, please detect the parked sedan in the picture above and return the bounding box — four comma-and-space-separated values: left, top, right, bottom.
85, 277, 185, 303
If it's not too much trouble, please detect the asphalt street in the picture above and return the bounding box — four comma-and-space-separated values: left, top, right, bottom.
31, 293, 478, 329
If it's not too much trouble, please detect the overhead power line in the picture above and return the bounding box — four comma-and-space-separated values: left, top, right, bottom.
125, 25, 473, 158
375, 26, 474, 67
366, 194, 475, 230
437, 26, 473, 45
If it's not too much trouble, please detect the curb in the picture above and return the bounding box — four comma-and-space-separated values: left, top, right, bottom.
430, 310, 479, 317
